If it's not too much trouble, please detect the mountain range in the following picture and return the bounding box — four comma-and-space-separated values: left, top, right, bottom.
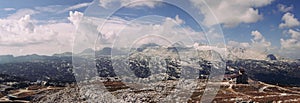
0, 43, 299, 86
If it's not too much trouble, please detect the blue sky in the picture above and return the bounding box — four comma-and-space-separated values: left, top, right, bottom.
224, 0, 300, 46
0, 0, 92, 20
0, 0, 300, 59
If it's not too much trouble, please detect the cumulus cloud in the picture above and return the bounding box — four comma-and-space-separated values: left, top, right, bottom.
108, 15, 203, 45
73, 14, 205, 52
174, 15, 184, 24
0, 15, 57, 46
189, 0, 273, 27
250, 30, 272, 51
280, 29, 300, 49
251, 30, 264, 41
280, 29, 300, 58
0, 22, 75, 56
98, 0, 162, 8
68, 11, 84, 28
0, 10, 79, 56
227, 30, 272, 60
7, 9, 38, 19
277, 4, 293, 12
228, 41, 250, 49
279, 12, 300, 28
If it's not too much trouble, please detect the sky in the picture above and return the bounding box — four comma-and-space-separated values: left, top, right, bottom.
0, 0, 300, 59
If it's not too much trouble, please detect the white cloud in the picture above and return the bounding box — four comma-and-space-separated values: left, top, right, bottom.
61, 2, 92, 13
251, 0, 274, 7
174, 15, 184, 25
3, 8, 16, 11
34, 5, 65, 13
288, 29, 300, 39
0, 8, 204, 56
280, 29, 300, 49
280, 29, 300, 59
7, 9, 38, 19
0, 10, 78, 56
68, 11, 84, 28
189, 0, 273, 27
250, 30, 271, 52
111, 15, 202, 44
0, 22, 75, 56
98, 0, 162, 8
33, 2, 92, 14
227, 30, 272, 60
73, 14, 205, 52
0, 15, 57, 46
277, 4, 293, 12
98, 0, 114, 8
251, 30, 264, 41
228, 41, 250, 48
279, 12, 300, 28
122, 0, 163, 8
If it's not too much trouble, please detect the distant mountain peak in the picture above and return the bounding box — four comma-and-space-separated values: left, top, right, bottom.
79, 48, 95, 56
266, 54, 277, 61
53, 52, 73, 57
140, 43, 160, 48
171, 41, 186, 47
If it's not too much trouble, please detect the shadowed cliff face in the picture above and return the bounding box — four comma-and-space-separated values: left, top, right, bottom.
227, 59, 300, 86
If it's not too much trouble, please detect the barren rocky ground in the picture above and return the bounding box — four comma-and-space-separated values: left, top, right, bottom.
28, 79, 300, 103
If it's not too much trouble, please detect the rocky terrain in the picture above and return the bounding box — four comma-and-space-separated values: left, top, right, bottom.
30, 78, 300, 103
1, 78, 300, 103
0, 85, 63, 103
